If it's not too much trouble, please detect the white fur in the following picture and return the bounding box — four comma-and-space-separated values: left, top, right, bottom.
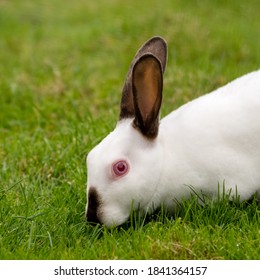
157, 70, 260, 210
86, 56, 260, 227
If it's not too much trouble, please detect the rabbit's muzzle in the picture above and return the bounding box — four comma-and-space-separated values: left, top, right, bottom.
86, 187, 101, 225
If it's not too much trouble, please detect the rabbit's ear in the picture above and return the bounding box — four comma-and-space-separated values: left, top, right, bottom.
135, 36, 167, 73
120, 37, 167, 120
132, 54, 163, 139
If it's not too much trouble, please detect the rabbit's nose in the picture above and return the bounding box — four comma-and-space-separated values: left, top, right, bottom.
86, 187, 101, 225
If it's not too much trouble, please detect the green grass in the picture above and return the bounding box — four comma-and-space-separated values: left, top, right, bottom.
0, 0, 259, 259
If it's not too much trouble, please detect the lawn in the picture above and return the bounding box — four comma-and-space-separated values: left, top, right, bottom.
0, 0, 259, 259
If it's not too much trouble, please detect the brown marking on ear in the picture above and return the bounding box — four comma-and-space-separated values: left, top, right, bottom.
119, 37, 167, 120
132, 54, 163, 139
86, 187, 102, 224
144, 36, 168, 73
120, 82, 135, 119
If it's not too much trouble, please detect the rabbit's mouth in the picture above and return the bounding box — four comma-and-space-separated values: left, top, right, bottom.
86, 187, 102, 224
86, 186, 132, 227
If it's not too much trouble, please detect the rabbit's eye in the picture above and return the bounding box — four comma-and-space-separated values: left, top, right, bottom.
112, 160, 129, 177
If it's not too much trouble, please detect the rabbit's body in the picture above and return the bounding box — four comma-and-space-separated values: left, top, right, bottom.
86, 37, 260, 227
158, 70, 260, 210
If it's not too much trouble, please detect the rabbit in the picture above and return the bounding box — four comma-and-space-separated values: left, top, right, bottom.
86, 36, 260, 227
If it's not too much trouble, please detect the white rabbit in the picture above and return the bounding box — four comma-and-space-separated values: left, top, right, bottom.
86, 36, 260, 227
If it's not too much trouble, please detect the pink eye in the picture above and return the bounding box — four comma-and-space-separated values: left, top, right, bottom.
112, 160, 129, 177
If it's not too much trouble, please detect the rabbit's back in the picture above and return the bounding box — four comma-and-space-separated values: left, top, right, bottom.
162, 70, 260, 138
164, 70, 260, 123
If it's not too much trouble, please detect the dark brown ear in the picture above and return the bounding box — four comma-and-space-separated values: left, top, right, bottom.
132, 54, 163, 139
119, 37, 167, 120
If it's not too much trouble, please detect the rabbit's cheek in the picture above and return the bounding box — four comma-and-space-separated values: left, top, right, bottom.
86, 187, 102, 224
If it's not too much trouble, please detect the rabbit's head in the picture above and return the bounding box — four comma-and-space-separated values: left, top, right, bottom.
86, 37, 168, 227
